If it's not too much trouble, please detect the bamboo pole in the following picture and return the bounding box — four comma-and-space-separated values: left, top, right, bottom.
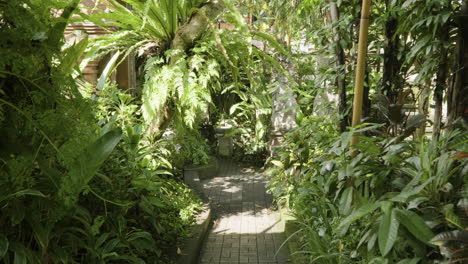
350, 0, 372, 146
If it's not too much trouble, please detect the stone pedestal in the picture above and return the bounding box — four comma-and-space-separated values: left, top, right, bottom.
215, 127, 233, 157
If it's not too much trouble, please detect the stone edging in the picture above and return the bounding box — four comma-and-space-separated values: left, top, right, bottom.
176, 203, 212, 264
175, 168, 213, 264
278, 207, 308, 264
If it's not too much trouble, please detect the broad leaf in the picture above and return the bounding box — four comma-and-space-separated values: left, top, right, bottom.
397, 258, 420, 264
431, 230, 468, 258
95, 51, 121, 95
77, 128, 122, 183
395, 209, 434, 244
378, 208, 399, 256
339, 187, 354, 215
13, 248, 26, 264
59, 128, 122, 206
390, 177, 433, 203
271, 160, 284, 168
337, 202, 381, 236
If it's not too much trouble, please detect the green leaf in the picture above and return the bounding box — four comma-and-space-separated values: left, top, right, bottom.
96, 233, 111, 249
337, 202, 381, 236
378, 208, 399, 256
397, 258, 420, 264
369, 257, 388, 264
395, 209, 434, 244
0, 235, 8, 258
95, 51, 121, 95
271, 160, 283, 168
0, 190, 46, 203
146, 196, 165, 207
430, 230, 468, 246
59, 128, 122, 206
27, 218, 50, 254
61, 37, 88, 75
368, 232, 378, 252
306, 229, 325, 254
12, 189, 45, 198
229, 103, 241, 115
442, 204, 463, 229
390, 177, 433, 203
339, 187, 354, 215
103, 238, 121, 254
77, 128, 123, 183
13, 250, 26, 264
127, 231, 153, 242
252, 32, 292, 57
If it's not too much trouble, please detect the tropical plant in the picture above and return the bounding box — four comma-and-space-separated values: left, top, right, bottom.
81, 0, 226, 133
81, 0, 206, 61
268, 116, 467, 263
0, 1, 203, 262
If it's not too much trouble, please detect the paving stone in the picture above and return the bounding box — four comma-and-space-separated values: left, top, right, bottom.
198, 159, 290, 264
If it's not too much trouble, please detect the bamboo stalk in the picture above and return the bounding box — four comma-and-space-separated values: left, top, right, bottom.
350, 0, 372, 146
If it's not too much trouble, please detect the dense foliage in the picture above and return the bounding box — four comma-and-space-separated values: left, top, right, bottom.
1, 0, 467, 263
83, 0, 287, 164
0, 1, 201, 263
261, 0, 468, 262
268, 118, 467, 263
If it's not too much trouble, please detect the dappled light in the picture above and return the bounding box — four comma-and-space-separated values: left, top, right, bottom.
199, 160, 289, 263
0, 0, 467, 263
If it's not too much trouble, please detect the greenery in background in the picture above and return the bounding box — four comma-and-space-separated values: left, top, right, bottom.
83, 0, 292, 164
204, 28, 275, 163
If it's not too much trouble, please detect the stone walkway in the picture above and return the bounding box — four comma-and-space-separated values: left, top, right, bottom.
199, 160, 290, 264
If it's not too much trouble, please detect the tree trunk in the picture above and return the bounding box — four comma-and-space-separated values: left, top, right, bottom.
447, 0, 468, 125
382, 0, 401, 103
351, 0, 372, 146
433, 23, 450, 137
171, 0, 225, 53
330, 0, 348, 132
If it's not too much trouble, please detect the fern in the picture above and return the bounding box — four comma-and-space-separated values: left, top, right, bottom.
142, 51, 220, 130
81, 0, 203, 60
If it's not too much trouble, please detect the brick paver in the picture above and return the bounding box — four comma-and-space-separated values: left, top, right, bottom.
199, 159, 290, 264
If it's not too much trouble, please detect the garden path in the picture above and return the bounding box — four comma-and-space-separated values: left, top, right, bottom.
198, 159, 290, 264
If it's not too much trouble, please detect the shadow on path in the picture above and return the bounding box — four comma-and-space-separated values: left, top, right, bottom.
198, 159, 290, 264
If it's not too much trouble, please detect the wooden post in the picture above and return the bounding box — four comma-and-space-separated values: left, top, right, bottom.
350, 0, 372, 146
